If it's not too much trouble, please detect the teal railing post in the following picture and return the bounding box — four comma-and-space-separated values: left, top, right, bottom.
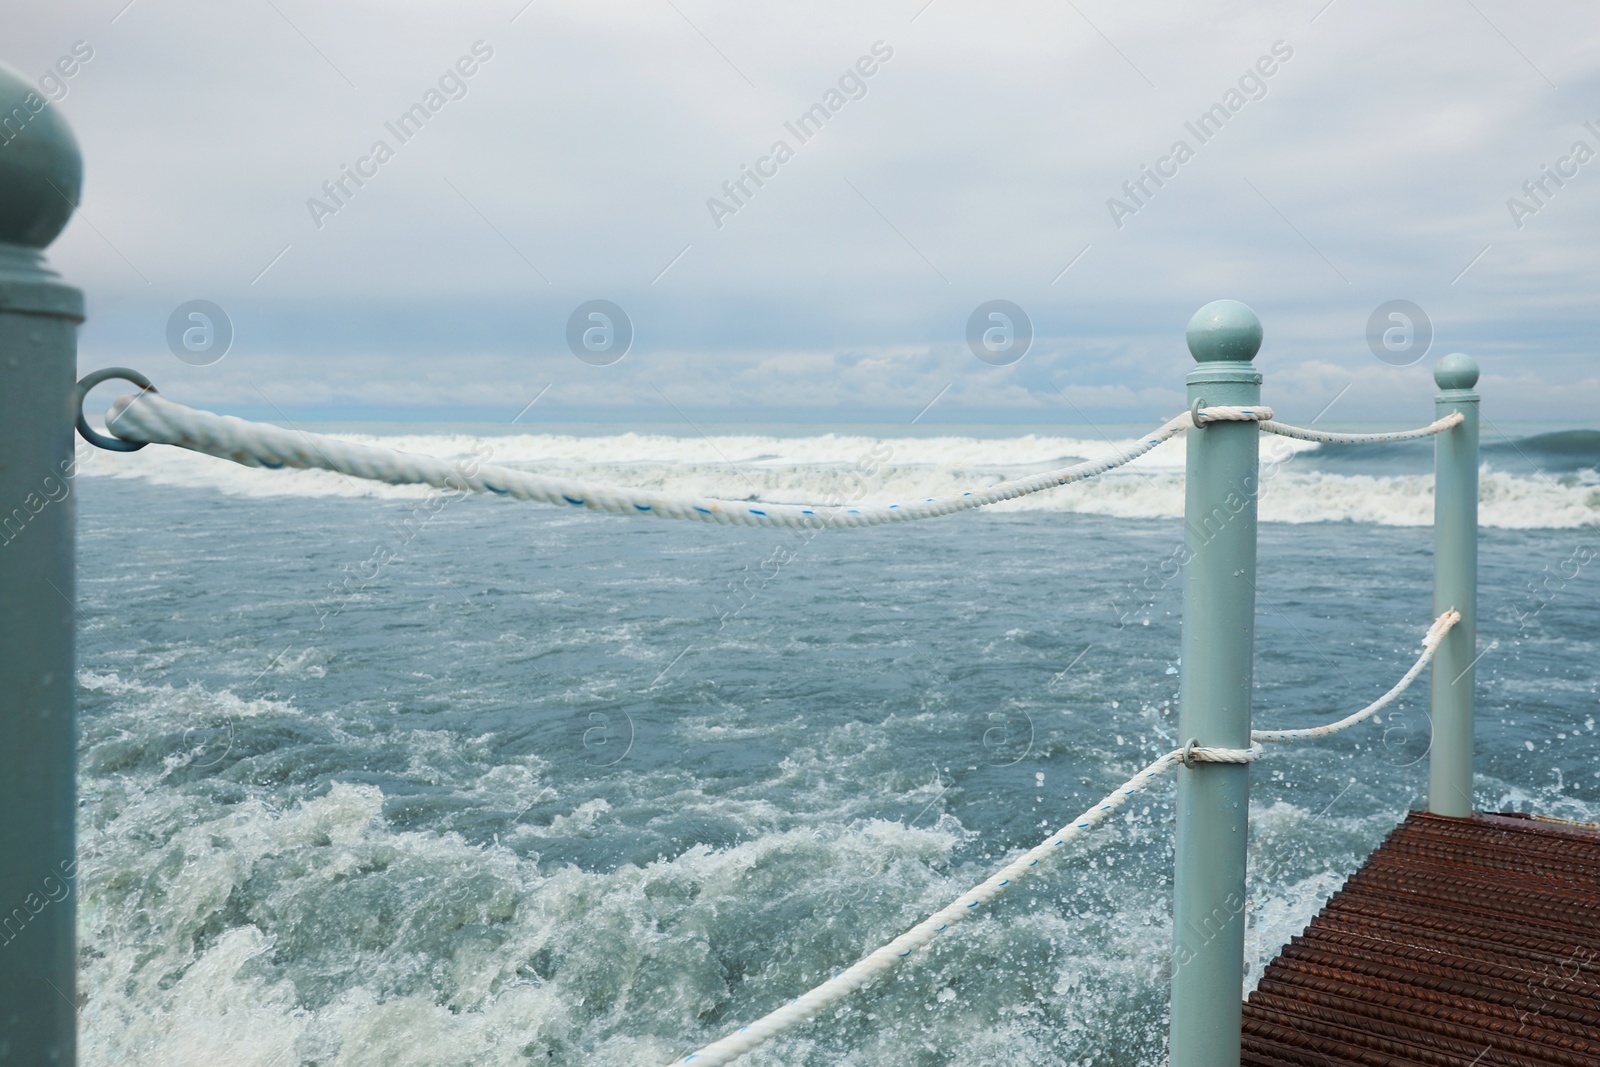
1428, 354, 1479, 817
1169, 300, 1262, 1067
0, 63, 86, 1065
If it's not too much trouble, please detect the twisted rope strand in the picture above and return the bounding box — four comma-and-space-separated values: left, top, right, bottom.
672, 743, 1253, 1067
102, 393, 1463, 528
1249, 609, 1458, 742
670, 610, 1457, 1066
1258, 412, 1463, 444
104, 394, 1271, 528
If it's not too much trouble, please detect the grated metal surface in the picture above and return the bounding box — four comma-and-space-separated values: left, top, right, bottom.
1242, 811, 1600, 1066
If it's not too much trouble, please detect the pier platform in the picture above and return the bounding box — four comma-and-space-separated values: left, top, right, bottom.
1242, 810, 1600, 1066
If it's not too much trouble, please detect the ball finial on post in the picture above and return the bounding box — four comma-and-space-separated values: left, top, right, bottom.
1186, 300, 1262, 363
1428, 351, 1479, 818
0, 62, 82, 250
1433, 352, 1479, 392
1170, 298, 1262, 1067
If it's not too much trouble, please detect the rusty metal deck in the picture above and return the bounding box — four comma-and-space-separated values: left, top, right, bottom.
1241, 810, 1600, 1066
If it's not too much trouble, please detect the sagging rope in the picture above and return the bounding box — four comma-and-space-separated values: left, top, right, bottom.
94, 388, 1265, 528
81, 373, 1465, 530
1258, 413, 1463, 445
1250, 610, 1458, 742
670, 609, 1459, 1066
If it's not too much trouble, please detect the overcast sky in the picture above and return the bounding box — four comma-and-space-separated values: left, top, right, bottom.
11, 0, 1600, 425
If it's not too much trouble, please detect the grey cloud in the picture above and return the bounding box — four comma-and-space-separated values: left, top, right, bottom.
3, 0, 1593, 423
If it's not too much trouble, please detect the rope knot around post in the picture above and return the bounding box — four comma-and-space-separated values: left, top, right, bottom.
1189, 402, 1274, 428
1421, 609, 1462, 653
1182, 741, 1264, 765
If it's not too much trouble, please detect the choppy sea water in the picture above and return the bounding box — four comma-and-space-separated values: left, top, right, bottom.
73, 423, 1600, 1066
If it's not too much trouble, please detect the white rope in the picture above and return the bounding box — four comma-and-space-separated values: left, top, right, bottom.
102, 393, 1270, 529
670, 609, 1458, 1066
98, 393, 1464, 529
1258, 412, 1463, 444
1249, 609, 1459, 742
671, 743, 1255, 1067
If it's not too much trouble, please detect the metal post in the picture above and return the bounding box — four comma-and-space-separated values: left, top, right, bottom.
1170, 300, 1262, 1067
1428, 353, 1479, 818
0, 63, 85, 1065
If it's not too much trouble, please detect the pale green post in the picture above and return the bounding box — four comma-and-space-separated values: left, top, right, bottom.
1428, 354, 1479, 817
0, 62, 85, 1065
1169, 300, 1262, 1067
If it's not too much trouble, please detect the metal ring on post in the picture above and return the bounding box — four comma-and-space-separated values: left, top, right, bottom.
74, 367, 156, 452
1189, 397, 1208, 428
1181, 738, 1199, 766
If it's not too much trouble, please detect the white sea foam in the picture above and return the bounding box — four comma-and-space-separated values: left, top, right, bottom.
72, 670, 1179, 1066
79, 427, 1598, 528
74, 662, 1600, 1066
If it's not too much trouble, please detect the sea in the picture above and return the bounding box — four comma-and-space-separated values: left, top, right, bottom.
71, 419, 1600, 1066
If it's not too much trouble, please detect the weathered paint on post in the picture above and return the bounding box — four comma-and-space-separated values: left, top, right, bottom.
0, 61, 85, 1065
1170, 300, 1262, 1067
1428, 353, 1479, 818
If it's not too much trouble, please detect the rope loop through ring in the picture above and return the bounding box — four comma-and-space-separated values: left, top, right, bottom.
1189, 397, 1208, 428
74, 367, 157, 452
1181, 738, 1199, 766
